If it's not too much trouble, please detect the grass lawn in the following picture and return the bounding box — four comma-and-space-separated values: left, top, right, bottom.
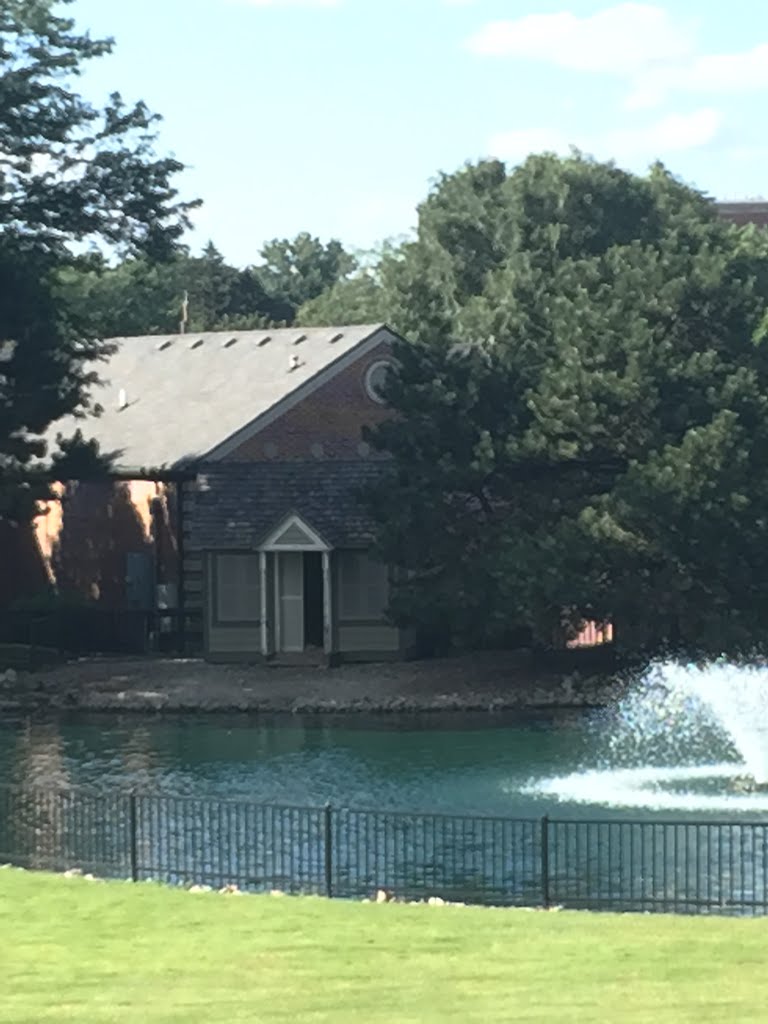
2, 869, 768, 1024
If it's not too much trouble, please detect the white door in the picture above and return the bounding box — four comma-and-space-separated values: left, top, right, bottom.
278, 552, 304, 652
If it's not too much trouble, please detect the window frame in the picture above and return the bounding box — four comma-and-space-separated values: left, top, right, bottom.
212, 552, 262, 626
337, 549, 390, 623
364, 359, 394, 405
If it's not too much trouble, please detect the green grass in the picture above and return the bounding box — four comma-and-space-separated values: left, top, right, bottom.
2, 869, 768, 1024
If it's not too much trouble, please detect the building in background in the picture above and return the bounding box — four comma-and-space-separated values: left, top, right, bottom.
5, 197, 767, 660
37, 323, 405, 663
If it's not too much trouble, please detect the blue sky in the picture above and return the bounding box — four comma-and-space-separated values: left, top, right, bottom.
69, 0, 768, 267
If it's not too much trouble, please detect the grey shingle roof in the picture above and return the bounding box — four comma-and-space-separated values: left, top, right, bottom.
188, 460, 390, 550
46, 324, 387, 473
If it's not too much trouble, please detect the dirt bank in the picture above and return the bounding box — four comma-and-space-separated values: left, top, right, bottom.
0, 651, 629, 715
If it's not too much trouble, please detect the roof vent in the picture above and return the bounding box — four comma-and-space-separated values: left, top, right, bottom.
293, 333, 307, 346
224, 337, 238, 348
118, 388, 128, 411
329, 332, 343, 344
156, 339, 173, 352
258, 335, 271, 347
189, 338, 204, 350
289, 353, 301, 371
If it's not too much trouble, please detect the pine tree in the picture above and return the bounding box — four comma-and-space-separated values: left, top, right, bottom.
367, 154, 768, 657
0, 0, 197, 523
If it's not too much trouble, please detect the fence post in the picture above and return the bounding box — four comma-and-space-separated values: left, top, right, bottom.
541, 815, 551, 909
128, 791, 139, 883
323, 802, 333, 899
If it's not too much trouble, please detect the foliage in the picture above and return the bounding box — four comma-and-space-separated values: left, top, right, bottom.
0, 0, 196, 524
366, 154, 768, 657
296, 269, 387, 326
258, 231, 357, 322
59, 232, 360, 337
58, 242, 279, 338
4, 870, 768, 1023
296, 239, 406, 326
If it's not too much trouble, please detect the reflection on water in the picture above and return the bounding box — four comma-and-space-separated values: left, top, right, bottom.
10, 722, 71, 790
0, 712, 591, 817
4, 673, 768, 911
0, 692, 763, 819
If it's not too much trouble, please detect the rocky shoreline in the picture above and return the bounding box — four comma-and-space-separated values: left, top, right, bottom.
0, 651, 629, 717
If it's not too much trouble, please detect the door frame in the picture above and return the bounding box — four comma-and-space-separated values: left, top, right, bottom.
273, 550, 305, 653
259, 513, 333, 658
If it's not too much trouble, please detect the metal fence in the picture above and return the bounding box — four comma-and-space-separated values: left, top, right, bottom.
1, 785, 767, 915
0, 607, 203, 660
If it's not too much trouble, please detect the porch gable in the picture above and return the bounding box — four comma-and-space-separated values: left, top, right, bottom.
260, 513, 330, 552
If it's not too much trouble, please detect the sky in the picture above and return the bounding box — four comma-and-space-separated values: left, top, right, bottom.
69, 0, 768, 267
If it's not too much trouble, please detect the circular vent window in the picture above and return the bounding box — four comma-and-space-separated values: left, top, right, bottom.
364, 360, 394, 404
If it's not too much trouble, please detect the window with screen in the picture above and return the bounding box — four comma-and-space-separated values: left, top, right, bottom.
338, 550, 389, 620
214, 553, 261, 623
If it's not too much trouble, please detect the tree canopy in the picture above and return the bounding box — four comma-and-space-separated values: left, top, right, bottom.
364, 154, 768, 658
0, 0, 196, 523
57, 243, 279, 338
258, 232, 357, 323
57, 231, 359, 338
296, 249, 392, 327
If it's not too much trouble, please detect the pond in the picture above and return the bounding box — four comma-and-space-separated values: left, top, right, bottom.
0, 711, 596, 818
2, 709, 767, 912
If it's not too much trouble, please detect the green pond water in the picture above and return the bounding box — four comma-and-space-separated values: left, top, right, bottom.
1, 708, 766, 911
0, 711, 599, 817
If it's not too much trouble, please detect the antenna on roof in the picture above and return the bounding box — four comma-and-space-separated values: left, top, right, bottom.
179, 291, 189, 335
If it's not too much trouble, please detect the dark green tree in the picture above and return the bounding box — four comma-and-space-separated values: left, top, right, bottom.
297, 269, 387, 326
367, 154, 768, 658
0, 0, 197, 524
57, 242, 280, 338
257, 232, 357, 323
296, 240, 407, 327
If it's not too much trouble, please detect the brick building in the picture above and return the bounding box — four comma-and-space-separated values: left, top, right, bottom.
42, 324, 407, 663
13, 197, 768, 659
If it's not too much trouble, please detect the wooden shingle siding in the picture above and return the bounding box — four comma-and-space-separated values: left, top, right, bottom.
188, 461, 387, 552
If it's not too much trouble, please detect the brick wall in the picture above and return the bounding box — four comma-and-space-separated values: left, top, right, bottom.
717, 203, 768, 228
225, 340, 394, 462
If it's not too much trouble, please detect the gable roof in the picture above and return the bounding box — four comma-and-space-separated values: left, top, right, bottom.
45, 324, 393, 473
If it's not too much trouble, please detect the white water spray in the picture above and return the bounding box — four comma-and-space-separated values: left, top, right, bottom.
662, 662, 768, 786
524, 660, 768, 812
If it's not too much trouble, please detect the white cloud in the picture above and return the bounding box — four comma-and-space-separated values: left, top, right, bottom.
466, 4, 695, 74
466, 4, 768, 110
488, 107, 722, 165
610, 107, 722, 154
626, 43, 768, 109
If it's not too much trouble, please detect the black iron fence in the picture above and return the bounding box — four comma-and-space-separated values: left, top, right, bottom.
1, 785, 767, 915
0, 607, 203, 660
